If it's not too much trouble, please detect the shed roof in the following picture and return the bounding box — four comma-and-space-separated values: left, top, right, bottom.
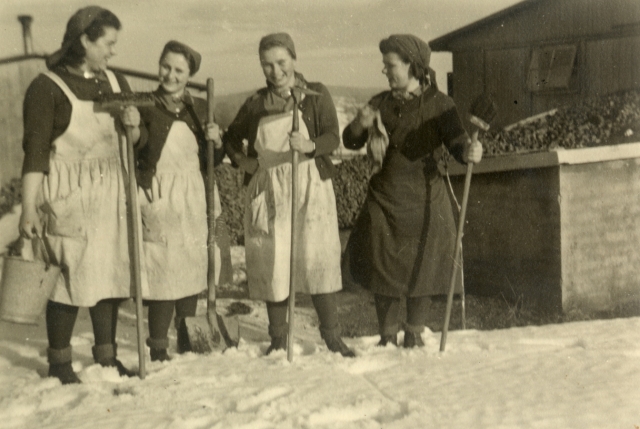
429, 0, 542, 51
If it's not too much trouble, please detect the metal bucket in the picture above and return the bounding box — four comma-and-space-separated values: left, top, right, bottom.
0, 238, 60, 325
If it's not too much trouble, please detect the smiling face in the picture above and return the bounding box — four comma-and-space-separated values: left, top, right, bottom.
81, 26, 118, 72
381, 52, 417, 92
260, 46, 296, 91
158, 51, 191, 97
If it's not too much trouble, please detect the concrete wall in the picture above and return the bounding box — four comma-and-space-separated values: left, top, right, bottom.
448, 143, 640, 313
559, 157, 640, 312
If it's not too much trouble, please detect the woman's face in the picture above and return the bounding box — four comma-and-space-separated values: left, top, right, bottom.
382, 52, 413, 91
82, 26, 118, 72
260, 46, 296, 91
159, 51, 191, 96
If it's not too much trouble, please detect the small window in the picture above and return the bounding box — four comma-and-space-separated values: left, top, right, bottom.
527, 44, 577, 92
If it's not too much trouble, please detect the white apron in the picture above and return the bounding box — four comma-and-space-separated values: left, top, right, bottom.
41, 70, 145, 307
244, 110, 342, 302
139, 120, 220, 300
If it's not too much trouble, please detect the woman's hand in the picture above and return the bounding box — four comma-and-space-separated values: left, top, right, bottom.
289, 131, 315, 153
19, 206, 42, 239
463, 137, 483, 164
349, 105, 377, 137
120, 106, 140, 128
206, 122, 223, 149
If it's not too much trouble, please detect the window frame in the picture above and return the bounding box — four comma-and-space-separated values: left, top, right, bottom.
527, 44, 578, 93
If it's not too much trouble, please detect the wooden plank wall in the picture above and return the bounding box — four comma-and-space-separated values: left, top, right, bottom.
585, 35, 640, 97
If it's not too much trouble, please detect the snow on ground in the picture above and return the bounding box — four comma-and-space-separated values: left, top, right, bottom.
2, 205, 640, 428
1, 315, 639, 429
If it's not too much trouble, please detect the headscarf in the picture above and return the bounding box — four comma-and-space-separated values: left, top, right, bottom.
379, 34, 432, 84
259, 32, 297, 59
46, 6, 109, 69
161, 40, 202, 75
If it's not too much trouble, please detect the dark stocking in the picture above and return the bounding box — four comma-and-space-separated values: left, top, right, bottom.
46, 301, 78, 350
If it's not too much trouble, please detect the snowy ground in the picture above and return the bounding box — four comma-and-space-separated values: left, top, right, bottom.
1, 206, 640, 429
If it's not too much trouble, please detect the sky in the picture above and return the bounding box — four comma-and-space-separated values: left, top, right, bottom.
0, 0, 523, 95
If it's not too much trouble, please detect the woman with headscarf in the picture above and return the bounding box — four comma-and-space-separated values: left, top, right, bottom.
343, 34, 483, 348
19, 6, 143, 383
224, 33, 354, 357
135, 41, 231, 362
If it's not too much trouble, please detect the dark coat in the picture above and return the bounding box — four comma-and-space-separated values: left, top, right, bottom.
223, 81, 340, 185
136, 90, 225, 190
343, 86, 468, 297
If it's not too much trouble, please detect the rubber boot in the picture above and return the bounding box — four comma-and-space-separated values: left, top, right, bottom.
319, 327, 356, 357
47, 346, 81, 385
403, 323, 425, 348
266, 323, 288, 355
377, 333, 398, 347
92, 343, 137, 377
146, 337, 171, 362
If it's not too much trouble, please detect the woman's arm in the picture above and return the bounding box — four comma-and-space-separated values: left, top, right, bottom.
22, 76, 56, 175
309, 83, 340, 156
223, 99, 259, 175
19, 172, 44, 238
115, 73, 143, 144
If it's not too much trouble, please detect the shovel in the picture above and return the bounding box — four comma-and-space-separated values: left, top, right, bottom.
184, 78, 240, 353
98, 91, 155, 379
287, 85, 320, 362
439, 93, 497, 352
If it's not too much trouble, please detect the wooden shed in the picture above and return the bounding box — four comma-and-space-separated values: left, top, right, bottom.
430, 0, 640, 129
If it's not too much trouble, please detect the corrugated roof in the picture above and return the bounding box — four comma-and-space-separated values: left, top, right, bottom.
429, 0, 543, 51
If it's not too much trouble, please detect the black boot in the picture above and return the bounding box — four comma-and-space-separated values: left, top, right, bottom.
92, 344, 137, 377
266, 335, 288, 355
147, 337, 171, 362
377, 334, 398, 347
320, 327, 356, 358
47, 347, 81, 385
403, 324, 425, 348
266, 322, 288, 355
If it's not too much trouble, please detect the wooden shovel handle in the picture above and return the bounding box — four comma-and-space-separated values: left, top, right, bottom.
288, 94, 300, 363
206, 78, 217, 303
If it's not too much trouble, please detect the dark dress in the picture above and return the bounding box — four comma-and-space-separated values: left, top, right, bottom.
343, 85, 468, 298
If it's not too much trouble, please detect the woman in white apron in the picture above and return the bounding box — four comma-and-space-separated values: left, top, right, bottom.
136, 41, 229, 362
224, 33, 354, 357
19, 7, 141, 384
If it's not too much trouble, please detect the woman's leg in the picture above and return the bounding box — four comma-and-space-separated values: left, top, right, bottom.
147, 300, 175, 361
403, 296, 430, 348
373, 294, 401, 346
46, 301, 81, 384
174, 294, 198, 354
312, 292, 355, 357
89, 298, 135, 376
265, 299, 288, 355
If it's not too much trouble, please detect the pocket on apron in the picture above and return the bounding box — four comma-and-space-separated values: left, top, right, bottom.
41, 189, 87, 240
249, 191, 270, 235
140, 198, 169, 245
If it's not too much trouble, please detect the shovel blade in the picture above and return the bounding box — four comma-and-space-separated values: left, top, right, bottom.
183, 311, 240, 353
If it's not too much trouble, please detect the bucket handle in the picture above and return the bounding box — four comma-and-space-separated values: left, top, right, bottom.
21, 235, 57, 269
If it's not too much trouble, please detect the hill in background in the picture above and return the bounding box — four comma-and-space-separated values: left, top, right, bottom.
214, 85, 384, 130
213, 85, 383, 158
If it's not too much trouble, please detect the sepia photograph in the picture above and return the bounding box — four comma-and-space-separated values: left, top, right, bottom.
0, 0, 639, 427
